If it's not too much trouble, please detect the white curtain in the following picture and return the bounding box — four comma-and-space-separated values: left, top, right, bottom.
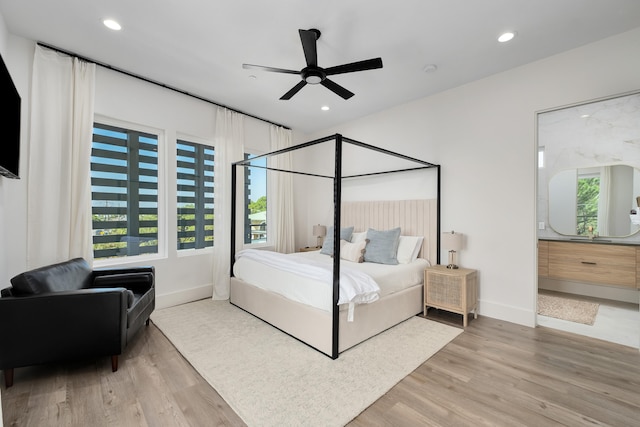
27, 46, 96, 268
598, 166, 611, 236
268, 126, 295, 253
212, 107, 244, 299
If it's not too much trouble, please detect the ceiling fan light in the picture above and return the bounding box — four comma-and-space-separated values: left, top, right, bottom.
301, 67, 325, 84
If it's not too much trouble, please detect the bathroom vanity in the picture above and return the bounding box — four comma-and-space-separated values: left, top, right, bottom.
538, 238, 640, 290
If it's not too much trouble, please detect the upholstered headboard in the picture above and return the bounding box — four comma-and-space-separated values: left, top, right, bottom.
340, 199, 438, 265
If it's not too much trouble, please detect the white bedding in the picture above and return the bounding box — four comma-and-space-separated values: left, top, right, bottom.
233, 249, 429, 313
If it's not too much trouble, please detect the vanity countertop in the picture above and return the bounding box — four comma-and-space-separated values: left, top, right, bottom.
539, 237, 640, 247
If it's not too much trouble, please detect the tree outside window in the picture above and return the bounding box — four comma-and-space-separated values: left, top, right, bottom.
576, 176, 599, 235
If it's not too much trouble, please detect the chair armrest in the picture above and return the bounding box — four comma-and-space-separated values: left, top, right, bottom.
91, 266, 154, 293
91, 272, 153, 294
0, 288, 129, 370
93, 266, 154, 277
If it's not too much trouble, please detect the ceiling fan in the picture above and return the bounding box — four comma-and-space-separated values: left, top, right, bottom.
243, 28, 383, 100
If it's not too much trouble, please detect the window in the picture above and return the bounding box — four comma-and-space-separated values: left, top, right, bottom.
244, 154, 267, 244
177, 139, 214, 250
91, 122, 159, 259
576, 172, 599, 235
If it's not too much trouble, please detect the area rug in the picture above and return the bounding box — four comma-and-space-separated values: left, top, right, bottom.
151, 299, 462, 427
537, 293, 600, 325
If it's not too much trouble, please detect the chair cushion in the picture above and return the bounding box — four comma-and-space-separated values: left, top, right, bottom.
10, 258, 92, 295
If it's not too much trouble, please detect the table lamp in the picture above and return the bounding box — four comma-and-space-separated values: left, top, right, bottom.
313, 224, 326, 247
441, 231, 463, 269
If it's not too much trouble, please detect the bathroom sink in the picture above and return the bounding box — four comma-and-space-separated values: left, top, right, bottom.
569, 238, 612, 242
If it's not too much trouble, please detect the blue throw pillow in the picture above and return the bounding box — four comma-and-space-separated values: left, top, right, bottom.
364, 227, 401, 265
320, 226, 354, 255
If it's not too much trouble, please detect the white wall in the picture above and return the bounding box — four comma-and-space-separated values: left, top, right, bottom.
295, 27, 640, 327
0, 8, 7, 290
0, 34, 32, 287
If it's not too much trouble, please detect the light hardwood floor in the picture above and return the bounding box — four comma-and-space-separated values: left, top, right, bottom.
2, 312, 640, 426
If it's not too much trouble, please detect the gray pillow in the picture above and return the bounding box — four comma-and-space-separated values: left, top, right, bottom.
364, 227, 401, 265
320, 226, 354, 255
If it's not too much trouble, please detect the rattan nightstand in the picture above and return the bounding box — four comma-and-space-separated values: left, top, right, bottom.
298, 246, 322, 252
424, 265, 478, 327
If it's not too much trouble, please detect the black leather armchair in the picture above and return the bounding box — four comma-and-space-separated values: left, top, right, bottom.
0, 258, 155, 387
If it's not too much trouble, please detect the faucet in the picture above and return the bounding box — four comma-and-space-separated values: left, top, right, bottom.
587, 226, 598, 241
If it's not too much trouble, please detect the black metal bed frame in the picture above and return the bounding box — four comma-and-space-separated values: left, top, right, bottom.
230, 133, 440, 359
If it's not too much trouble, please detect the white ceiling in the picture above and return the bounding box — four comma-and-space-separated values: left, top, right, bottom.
2, 0, 640, 133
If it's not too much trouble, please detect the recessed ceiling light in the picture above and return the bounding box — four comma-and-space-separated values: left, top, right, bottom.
321, 106, 330, 111
103, 19, 122, 31
580, 114, 590, 118
497, 32, 516, 43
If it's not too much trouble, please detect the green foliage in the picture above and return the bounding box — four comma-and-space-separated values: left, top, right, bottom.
249, 196, 267, 213
576, 177, 599, 235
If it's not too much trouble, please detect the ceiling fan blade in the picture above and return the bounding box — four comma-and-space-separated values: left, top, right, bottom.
321, 78, 355, 100
280, 80, 307, 100
325, 57, 383, 76
299, 29, 319, 67
242, 64, 300, 75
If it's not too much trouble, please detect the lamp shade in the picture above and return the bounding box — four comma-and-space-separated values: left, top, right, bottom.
313, 224, 326, 237
441, 231, 462, 251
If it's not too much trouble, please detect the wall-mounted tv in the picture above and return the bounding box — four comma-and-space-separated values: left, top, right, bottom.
0, 51, 21, 179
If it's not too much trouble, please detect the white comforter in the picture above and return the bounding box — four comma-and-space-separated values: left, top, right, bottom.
235, 249, 380, 306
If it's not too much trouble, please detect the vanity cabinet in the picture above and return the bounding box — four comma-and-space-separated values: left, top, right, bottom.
538, 240, 549, 277
637, 250, 640, 289
540, 240, 638, 289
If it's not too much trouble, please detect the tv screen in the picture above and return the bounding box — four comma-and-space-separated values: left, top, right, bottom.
0, 51, 21, 179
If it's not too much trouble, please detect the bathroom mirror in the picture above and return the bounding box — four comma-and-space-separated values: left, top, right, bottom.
548, 165, 640, 237
538, 90, 640, 238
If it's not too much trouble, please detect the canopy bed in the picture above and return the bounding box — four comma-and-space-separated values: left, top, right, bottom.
230, 134, 440, 359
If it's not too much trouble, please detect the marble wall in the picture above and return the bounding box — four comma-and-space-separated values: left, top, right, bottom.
537, 90, 640, 242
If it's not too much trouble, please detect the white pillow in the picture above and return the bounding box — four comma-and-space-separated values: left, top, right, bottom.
340, 239, 367, 263
350, 231, 367, 243
396, 236, 424, 264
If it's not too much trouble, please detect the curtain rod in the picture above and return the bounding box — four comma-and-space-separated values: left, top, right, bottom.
36, 42, 290, 130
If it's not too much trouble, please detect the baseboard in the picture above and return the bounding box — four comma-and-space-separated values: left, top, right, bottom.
539, 278, 639, 304
156, 284, 213, 310
478, 298, 536, 328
